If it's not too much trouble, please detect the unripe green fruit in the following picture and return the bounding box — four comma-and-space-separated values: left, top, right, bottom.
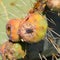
0, 41, 26, 60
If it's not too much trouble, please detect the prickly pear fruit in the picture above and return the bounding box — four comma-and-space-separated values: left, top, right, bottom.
6, 19, 21, 42
47, 0, 60, 12
19, 12, 48, 43
0, 41, 26, 60
11, 43, 26, 59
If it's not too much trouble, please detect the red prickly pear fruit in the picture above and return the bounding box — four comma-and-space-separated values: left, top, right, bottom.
6, 19, 22, 42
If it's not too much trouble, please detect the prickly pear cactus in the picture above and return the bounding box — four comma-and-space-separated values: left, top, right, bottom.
0, 0, 36, 45
0, 0, 60, 60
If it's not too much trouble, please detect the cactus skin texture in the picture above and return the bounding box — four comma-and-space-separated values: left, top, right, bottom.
0, 41, 26, 60
6, 19, 22, 42
47, 0, 60, 12
19, 12, 48, 43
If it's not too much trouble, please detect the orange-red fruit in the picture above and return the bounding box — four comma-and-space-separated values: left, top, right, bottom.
6, 19, 21, 42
